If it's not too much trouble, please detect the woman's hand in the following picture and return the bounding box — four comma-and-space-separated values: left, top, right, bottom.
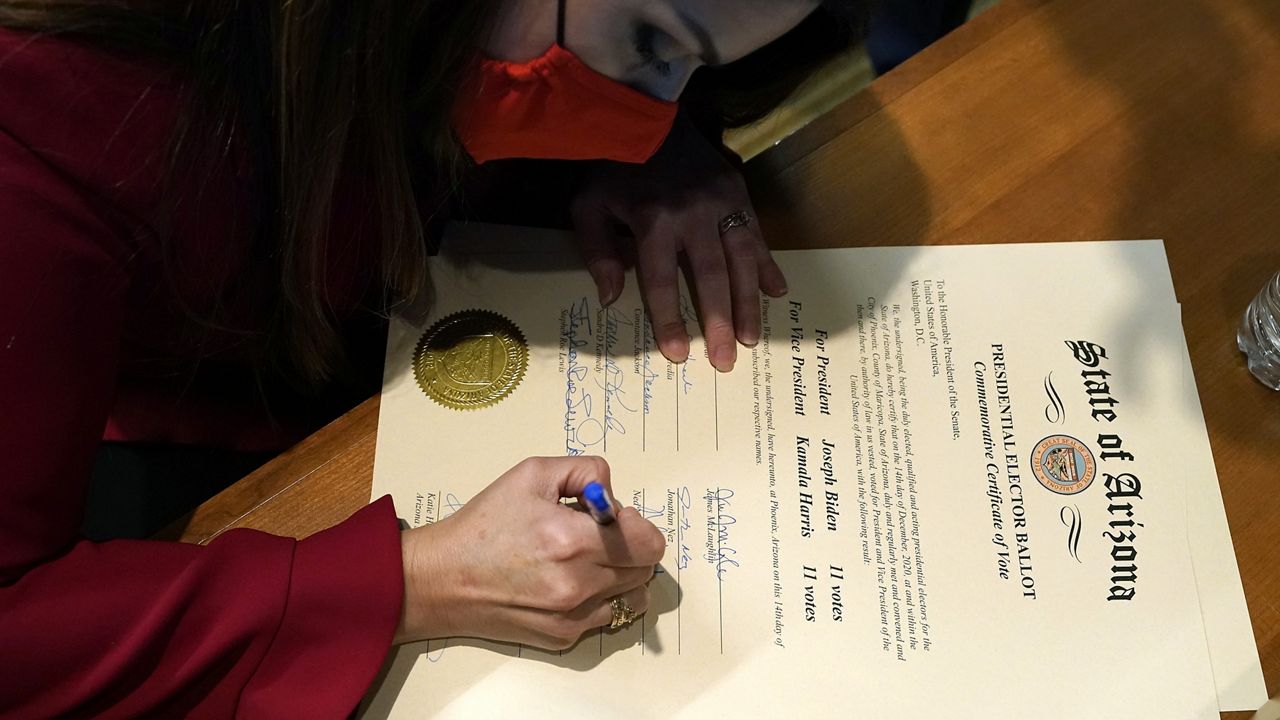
570, 115, 788, 373
395, 456, 665, 650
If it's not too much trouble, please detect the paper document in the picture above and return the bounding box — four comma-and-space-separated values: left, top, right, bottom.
368, 229, 1259, 718
1174, 321, 1268, 709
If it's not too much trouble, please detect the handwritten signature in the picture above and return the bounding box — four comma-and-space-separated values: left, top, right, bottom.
677, 487, 693, 571
441, 493, 465, 521
678, 295, 697, 394
640, 317, 658, 415
704, 488, 739, 580
598, 307, 635, 442
563, 299, 640, 454
563, 298, 602, 454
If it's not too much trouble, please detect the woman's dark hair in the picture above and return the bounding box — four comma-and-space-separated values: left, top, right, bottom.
0, 0, 502, 389
0, 0, 867, 388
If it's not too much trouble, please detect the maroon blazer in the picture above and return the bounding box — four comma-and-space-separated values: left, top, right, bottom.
0, 28, 403, 718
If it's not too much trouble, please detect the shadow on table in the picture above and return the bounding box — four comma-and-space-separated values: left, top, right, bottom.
745, 86, 934, 257
360, 568, 695, 718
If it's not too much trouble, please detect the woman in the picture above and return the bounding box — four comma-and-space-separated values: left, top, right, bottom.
0, 0, 867, 716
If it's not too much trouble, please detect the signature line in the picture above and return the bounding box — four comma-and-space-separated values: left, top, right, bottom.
717, 486, 724, 654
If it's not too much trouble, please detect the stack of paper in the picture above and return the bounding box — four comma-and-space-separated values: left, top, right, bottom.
365, 225, 1266, 718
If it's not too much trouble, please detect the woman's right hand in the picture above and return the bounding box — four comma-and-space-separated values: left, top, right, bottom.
394, 456, 666, 649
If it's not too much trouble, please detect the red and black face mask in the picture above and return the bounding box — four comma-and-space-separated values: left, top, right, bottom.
452, 0, 679, 165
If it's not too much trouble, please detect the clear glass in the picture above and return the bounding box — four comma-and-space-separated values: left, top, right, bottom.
1238, 271, 1280, 390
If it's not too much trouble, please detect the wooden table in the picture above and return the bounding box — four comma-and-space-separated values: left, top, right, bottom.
163, 0, 1280, 712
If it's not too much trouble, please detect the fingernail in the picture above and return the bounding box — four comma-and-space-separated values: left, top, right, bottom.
662, 338, 689, 363
589, 268, 615, 306
713, 344, 736, 372
598, 279, 616, 306
740, 328, 760, 347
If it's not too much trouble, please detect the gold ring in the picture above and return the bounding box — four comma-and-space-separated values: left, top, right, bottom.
609, 596, 637, 629
718, 211, 753, 235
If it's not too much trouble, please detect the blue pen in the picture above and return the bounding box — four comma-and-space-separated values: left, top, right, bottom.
583, 482, 616, 525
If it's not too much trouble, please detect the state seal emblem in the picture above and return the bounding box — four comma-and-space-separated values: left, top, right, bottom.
1030, 434, 1096, 495
412, 310, 528, 410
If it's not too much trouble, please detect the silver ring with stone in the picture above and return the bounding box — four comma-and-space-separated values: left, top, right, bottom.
718, 211, 753, 235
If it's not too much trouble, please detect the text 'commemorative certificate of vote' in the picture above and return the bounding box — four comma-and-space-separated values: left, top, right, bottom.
366, 227, 1261, 719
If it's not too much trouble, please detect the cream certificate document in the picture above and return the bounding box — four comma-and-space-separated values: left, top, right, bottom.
1175, 327, 1268, 709
368, 233, 1236, 719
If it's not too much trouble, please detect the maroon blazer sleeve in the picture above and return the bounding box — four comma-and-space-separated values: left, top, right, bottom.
0, 125, 403, 718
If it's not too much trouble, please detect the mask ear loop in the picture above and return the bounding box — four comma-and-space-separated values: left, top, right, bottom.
557, 0, 567, 47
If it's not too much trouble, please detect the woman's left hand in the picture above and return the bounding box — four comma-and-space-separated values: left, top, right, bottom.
570, 115, 788, 373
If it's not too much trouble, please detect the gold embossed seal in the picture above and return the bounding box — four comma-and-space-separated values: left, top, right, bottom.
412, 310, 528, 410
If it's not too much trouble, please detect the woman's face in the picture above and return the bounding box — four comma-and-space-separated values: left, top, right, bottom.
486, 0, 822, 100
